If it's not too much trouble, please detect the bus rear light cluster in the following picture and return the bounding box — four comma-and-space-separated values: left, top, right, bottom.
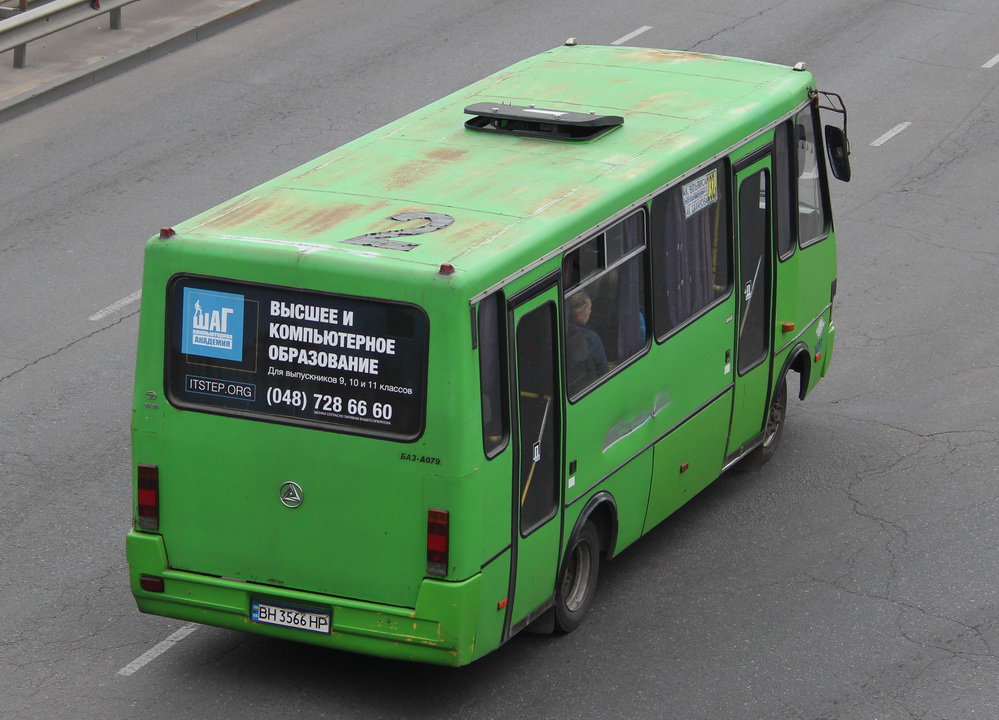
427, 509, 450, 577
137, 464, 160, 531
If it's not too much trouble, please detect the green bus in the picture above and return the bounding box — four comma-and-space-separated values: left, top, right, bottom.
127, 44, 850, 666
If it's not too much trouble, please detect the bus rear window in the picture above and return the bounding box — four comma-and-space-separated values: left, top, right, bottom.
165, 276, 429, 441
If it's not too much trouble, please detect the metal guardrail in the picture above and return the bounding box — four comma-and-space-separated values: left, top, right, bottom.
0, 0, 137, 68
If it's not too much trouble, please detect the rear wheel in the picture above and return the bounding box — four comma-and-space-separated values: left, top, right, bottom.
760, 374, 788, 464
554, 520, 600, 633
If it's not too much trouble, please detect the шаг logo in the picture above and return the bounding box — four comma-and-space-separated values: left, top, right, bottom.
182, 288, 245, 362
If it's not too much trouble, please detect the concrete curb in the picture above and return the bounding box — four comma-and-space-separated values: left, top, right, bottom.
0, 0, 295, 124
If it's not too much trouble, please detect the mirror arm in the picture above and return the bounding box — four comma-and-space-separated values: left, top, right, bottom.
815, 90, 849, 139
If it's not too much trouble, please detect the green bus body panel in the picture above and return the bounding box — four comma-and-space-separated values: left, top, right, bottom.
133, 252, 486, 610
645, 392, 733, 531
129, 44, 834, 665
563, 298, 737, 511
774, 237, 837, 392
127, 531, 504, 666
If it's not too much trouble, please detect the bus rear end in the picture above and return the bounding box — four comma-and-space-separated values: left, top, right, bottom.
126, 221, 493, 666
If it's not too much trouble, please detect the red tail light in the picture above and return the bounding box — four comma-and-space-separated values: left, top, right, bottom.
427, 509, 449, 577
137, 464, 159, 531
139, 575, 165, 592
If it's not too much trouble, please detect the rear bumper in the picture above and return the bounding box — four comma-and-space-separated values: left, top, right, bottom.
126, 530, 482, 666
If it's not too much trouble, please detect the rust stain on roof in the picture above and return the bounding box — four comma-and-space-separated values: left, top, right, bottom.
387, 147, 469, 191
626, 49, 719, 64
425, 147, 469, 164
204, 196, 274, 228
197, 194, 388, 241
549, 185, 604, 216
285, 202, 373, 238
633, 89, 716, 117
387, 159, 434, 192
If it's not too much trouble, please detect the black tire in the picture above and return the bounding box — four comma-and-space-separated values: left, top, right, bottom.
760, 374, 788, 464
554, 520, 600, 633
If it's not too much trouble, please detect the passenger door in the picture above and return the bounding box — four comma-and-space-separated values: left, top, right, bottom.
506, 281, 563, 634
728, 154, 775, 453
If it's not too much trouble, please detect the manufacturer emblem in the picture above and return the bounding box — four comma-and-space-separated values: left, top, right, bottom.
279, 481, 304, 508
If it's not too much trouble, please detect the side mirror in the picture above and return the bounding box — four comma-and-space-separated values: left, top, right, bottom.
825, 125, 851, 182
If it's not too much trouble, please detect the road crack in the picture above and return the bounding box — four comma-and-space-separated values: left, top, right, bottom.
0, 310, 138, 387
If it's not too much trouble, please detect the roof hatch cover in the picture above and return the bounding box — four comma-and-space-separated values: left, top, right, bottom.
464, 102, 623, 141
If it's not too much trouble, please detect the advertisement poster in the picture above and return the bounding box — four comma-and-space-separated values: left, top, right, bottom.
167, 277, 428, 440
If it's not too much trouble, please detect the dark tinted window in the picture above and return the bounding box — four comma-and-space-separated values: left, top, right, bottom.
563, 211, 648, 398
516, 303, 560, 533
775, 122, 795, 259
737, 169, 771, 373
478, 292, 508, 458
651, 160, 731, 339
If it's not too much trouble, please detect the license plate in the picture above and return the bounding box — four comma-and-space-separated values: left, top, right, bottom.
251, 601, 331, 634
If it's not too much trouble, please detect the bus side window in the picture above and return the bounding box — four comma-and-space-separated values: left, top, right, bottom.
775, 121, 795, 260
563, 211, 648, 399
794, 104, 829, 247
651, 159, 732, 339
478, 292, 509, 458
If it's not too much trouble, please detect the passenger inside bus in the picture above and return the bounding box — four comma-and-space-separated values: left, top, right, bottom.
566, 291, 608, 395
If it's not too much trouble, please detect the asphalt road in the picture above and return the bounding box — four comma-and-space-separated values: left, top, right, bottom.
2, 1, 999, 718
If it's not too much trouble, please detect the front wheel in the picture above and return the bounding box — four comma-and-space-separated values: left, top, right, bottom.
554, 520, 600, 633
760, 374, 788, 464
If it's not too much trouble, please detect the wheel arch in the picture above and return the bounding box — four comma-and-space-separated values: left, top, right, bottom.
565, 491, 618, 566
781, 342, 812, 401
549, 491, 617, 634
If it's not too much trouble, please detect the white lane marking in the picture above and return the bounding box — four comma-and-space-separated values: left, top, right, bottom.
871, 122, 912, 147
117, 624, 198, 676
612, 26, 653, 46
89, 290, 141, 322
983, 53, 999, 69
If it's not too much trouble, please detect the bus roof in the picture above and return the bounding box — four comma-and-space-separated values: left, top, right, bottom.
173, 45, 814, 287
